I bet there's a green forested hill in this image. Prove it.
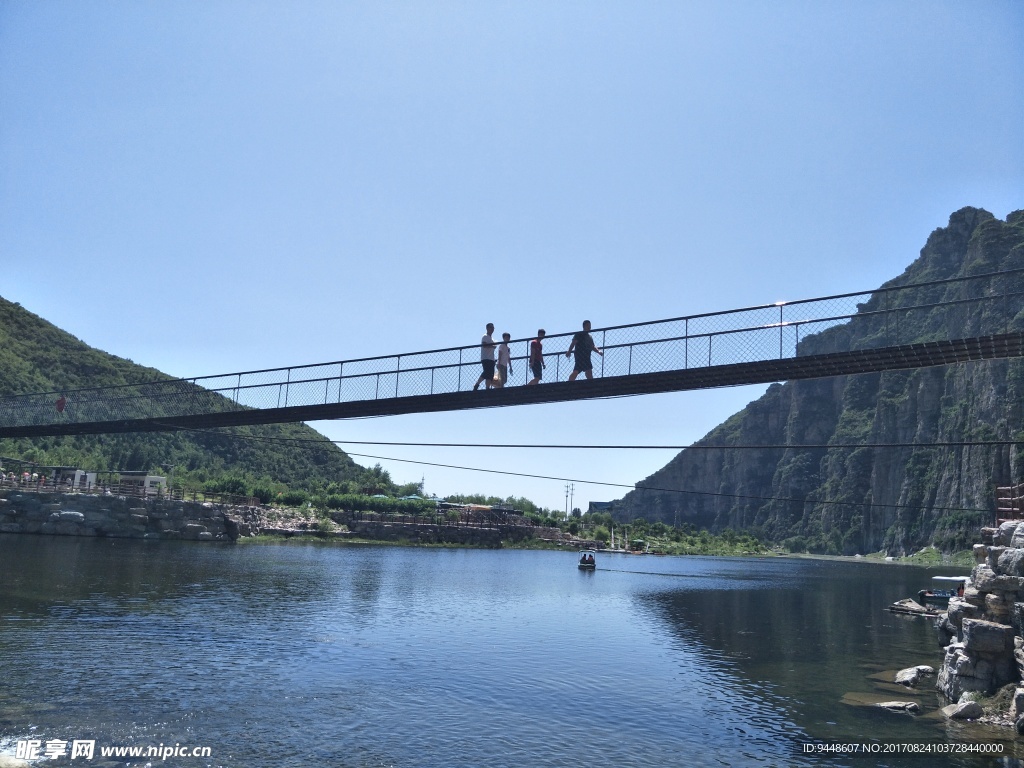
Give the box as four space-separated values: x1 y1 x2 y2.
0 296 392 495
612 207 1024 555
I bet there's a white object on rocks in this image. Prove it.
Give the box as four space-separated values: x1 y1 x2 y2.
874 701 920 714
895 665 934 687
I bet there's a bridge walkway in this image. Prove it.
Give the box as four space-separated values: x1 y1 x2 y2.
2 268 1023 438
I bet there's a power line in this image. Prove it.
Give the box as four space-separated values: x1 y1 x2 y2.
273 438 1024 450
159 424 997 515
339 450 992 513
153 425 1024 451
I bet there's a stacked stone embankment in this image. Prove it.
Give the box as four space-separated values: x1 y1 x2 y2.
0 491 600 553
0 490 240 541
937 519 1024 730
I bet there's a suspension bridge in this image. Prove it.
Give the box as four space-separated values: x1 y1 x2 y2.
2 268 1024 439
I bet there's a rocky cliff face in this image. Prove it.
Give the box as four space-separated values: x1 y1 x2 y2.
613 208 1024 555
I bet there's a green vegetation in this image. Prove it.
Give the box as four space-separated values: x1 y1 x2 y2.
900 546 945 565
896 547 974 567
246 499 771 556
955 683 1018 721
581 513 769 556
0 295 430 499
441 493 555 517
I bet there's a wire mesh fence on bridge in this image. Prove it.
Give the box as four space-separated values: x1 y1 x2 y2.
3 268 1024 430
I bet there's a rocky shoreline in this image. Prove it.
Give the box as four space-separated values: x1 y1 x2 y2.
929 519 1024 732
873 518 1024 737
0 490 595 550
0 490 238 541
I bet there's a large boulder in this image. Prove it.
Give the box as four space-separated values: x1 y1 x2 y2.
972 564 997 590
1010 687 1024 720
989 546 1008 569
938 643 994 700
182 523 207 540
963 619 1015 654
895 665 934 687
999 548 1024 576
986 592 1012 617
970 565 1023 592
998 520 1023 546
963 586 985 608
942 701 984 719
947 597 983 631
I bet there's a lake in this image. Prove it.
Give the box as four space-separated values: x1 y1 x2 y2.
0 535 1016 767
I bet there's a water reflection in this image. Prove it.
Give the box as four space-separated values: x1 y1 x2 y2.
627 556 1024 766
0 537 1013 768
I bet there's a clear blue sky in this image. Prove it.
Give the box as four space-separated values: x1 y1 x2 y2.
2 1 1021 512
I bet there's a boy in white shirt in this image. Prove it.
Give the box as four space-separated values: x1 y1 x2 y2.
496 332 513 387
473 323 497 391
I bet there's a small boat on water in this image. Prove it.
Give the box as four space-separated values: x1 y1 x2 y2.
577 549 597 570
916 576 967 608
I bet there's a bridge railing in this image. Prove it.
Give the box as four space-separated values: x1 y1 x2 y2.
3 268 1024 428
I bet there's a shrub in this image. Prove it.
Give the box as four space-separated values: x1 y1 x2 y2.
278 490 309 508
251 484 274 504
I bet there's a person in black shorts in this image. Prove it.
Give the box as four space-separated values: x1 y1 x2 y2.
473 323 496 390
566 320 603 381
527 329 546 385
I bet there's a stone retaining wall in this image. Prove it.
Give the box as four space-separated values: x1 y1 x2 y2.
0 492 593 552
346 520 503 547
937 519 1024 729
0 490 239 541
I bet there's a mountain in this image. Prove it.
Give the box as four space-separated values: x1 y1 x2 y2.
0 296 387 495
612 207 1024 555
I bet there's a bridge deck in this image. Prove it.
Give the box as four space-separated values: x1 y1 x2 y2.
2 332 1020 438
3 268 1024 438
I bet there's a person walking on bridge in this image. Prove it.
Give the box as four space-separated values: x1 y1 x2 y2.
473 323 497 390
566 320 602 381
496 332 513 387
527 329 546 385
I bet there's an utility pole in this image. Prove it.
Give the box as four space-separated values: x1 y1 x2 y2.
569 484 575 518
565 483 570 517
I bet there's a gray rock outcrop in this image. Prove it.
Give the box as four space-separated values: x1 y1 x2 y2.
894 665 934 687
941 701 984 720
0 490 240 542
612 209 1024 556
937 522 1024 713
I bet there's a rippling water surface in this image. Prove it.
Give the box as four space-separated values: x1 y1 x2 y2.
0 536 1012 767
